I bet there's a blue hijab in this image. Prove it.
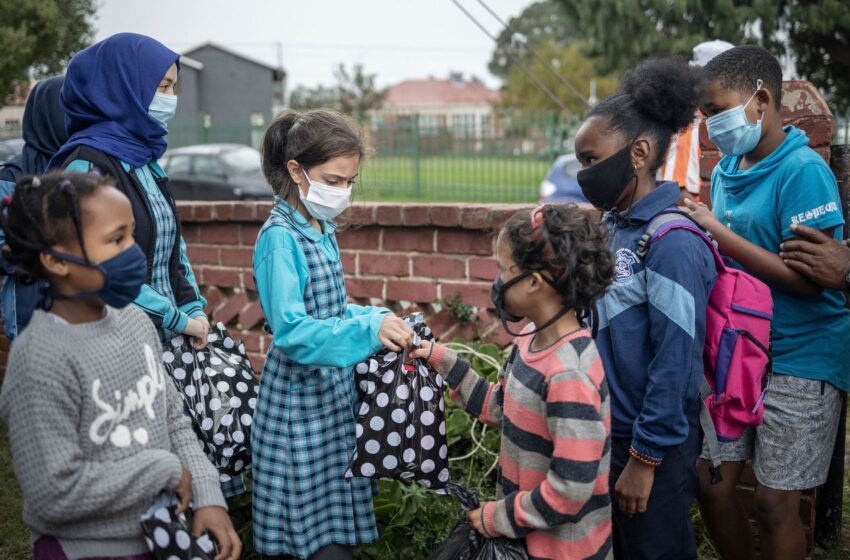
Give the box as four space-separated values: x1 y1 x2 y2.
49 33 179 169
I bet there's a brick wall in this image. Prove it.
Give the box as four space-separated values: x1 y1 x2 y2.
179 201 530 371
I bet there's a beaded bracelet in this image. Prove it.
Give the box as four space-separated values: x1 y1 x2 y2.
629 446 662 467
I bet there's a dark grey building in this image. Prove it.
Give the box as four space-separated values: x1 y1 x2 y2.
171 43 285 148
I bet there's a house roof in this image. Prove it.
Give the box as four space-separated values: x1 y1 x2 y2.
384 78 500 109
182 42 285 78
178 55 204 71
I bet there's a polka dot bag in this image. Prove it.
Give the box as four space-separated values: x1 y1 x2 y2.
141 491 217 559
346 313 450 489
162 322 258 482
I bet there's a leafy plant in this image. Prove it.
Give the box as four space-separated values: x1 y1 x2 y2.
443 295 477 327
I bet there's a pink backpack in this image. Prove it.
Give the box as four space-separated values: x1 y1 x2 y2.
636 210 773 483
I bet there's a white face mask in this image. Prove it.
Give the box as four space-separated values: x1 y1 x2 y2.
298 165 352 221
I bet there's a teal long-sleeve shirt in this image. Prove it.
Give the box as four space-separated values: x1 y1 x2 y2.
253 207 389 368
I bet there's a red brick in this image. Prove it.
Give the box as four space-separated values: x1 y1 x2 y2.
239 300 266 330
240 331 263 353
220 247 253 268
187 246 220 265
460 207 491 229
201 267 242 289
214 203 235 220
346 278 385 300
402 205 431 227
232 202 257 221
440 282 492 309
256 201 275 217
425 309 458 340
361 254 409 277
192 204 214 221
340 251 358 274
386 280 437 304
242 272 256 292
430 206 460 227
413 256 466 279
383 229 435 253
337 228 381 250
490 207 521 230
349 205 376 226
202 286 225 315
240 225 262 246
469 258 498 281
213 292 248 324
180 224 201 243
376 205 403 226
437 229 494 256
200 224 239 246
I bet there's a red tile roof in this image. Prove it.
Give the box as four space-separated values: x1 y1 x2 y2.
384 78 500 109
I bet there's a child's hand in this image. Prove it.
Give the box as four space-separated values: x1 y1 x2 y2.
467 504 494 538
175 466 193 514
184 317 210 350
378 315 414 352
192 506 242 560
683 199 722 234
410 340 436 364
615 458 655 516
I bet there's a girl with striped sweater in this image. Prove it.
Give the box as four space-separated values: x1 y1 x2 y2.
413 205 615 560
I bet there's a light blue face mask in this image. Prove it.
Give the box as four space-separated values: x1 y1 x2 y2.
148 92 178 129
706 79 764 156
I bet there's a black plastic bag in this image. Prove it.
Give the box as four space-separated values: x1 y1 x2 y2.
141 491 218 559
428 482 527 560
346 313 450 489
162 322 258 483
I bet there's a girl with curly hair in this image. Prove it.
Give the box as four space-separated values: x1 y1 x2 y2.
413 204 615 560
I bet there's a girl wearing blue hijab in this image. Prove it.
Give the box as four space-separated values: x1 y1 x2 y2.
51 33 211 351
48 33 242 556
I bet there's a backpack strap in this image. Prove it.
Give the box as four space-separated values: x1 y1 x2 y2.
699 378 724 485
635 209 726 273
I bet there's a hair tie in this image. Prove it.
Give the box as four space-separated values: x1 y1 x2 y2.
1 195 11 208
29 176 41 188
530 205 566 279
58 179 73 193
88 168 101 177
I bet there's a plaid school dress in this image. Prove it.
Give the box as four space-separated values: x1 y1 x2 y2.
252 205 377 557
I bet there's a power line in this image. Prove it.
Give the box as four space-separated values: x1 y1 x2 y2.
449 0 574 115
166 41 491 54
475 0 590 107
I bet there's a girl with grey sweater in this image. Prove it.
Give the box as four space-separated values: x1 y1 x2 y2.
0 173 240 560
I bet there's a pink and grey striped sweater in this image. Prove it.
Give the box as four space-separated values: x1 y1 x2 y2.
429 328 612 560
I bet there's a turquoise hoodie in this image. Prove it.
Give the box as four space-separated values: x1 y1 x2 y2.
711 125 850 390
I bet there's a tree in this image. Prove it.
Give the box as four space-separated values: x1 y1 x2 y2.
500 40 619 114
288 63 387 123
0 0 96 102
556 0 850 112
488 0 580 81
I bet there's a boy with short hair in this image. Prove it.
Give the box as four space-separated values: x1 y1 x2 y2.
685 45 850 560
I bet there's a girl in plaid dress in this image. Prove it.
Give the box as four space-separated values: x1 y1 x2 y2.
253 109 415 559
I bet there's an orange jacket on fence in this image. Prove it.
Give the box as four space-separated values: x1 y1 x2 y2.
659 114 702 200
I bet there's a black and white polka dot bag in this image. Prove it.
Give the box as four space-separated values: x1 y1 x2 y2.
141 491 217 559
346 313 450 489
162 323 258 482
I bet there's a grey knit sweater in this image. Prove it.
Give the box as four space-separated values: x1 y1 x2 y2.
0 306 226 559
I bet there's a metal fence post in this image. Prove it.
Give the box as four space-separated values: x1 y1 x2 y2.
413 113 421 198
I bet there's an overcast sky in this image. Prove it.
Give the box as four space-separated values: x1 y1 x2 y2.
93 0 534 90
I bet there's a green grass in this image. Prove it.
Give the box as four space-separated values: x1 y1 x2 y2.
358 156 548 203
0 422 29 560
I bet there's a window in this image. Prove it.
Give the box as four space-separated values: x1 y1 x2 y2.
221 147 261 176
193 155 226 178
166 155 191 175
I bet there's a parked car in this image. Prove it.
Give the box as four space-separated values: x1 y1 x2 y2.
0 138 25 163
159 144 272 201
539 153 588 204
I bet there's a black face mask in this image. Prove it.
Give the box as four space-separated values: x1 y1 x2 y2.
577 144 637 211
490 272 570 337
